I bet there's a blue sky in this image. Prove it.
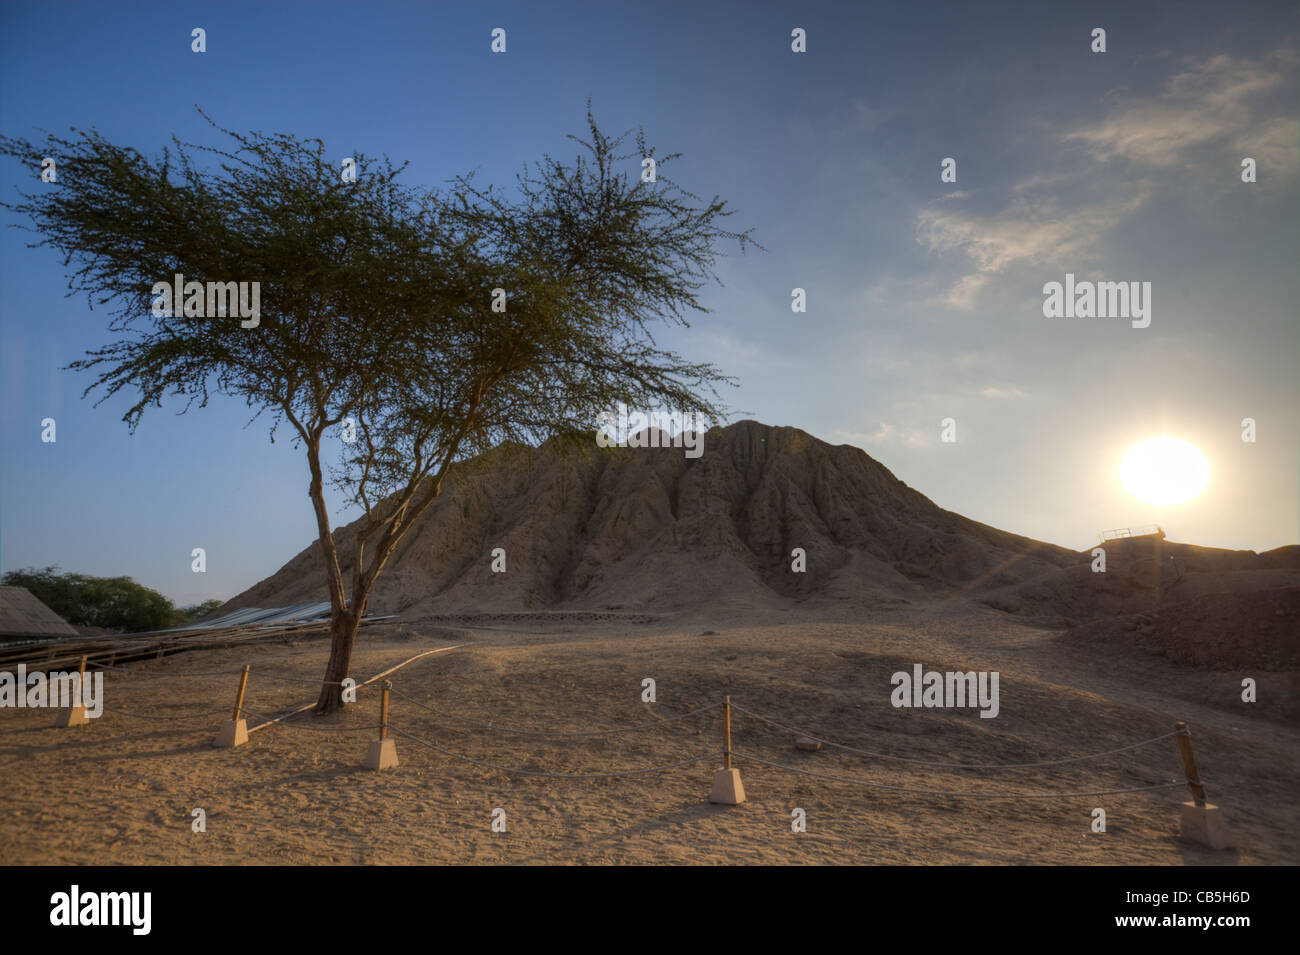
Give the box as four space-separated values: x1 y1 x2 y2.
2 0 1297 605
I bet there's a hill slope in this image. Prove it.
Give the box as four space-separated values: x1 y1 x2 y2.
221 420 1078 617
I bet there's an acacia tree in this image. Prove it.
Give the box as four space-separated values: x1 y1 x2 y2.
1 108 755 712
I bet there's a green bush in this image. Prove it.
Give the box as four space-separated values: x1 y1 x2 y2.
178 599 224 624
2 565 179 633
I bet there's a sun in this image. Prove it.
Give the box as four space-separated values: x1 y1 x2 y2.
1120 436 1209 507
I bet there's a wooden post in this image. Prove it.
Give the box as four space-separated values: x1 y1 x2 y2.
1174 719 1234 848
723 695 732 771
364 680 398 770
214 665 251 748
54 655 92 727
708 694 745 804
1175 721 1207 806
232 665 250 722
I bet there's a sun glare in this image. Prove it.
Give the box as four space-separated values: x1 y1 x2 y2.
1119 436 1209 507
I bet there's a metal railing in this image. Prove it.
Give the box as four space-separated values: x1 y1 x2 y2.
1099 525 1165 543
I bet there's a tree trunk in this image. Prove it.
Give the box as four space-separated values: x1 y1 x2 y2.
304 433 355 714
308 439 457 713
315 603 363 713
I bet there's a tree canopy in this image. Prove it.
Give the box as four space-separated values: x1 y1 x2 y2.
1 106 756 710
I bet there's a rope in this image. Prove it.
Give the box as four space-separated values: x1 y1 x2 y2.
238 706 374 733
389 723 724 779
94 661 358 686
730 703 1180 770
731 752 1185 799
22 670 1200 803
242 673 360 687
98 704 231 722
15 788 211 811
386 686 722 738
95 661 245 677
241 647 460 733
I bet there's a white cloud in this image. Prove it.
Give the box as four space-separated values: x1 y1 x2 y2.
914 50 1297 311
833 423 929 448
916 191 1149 308
1065 52 1298 171
932 272 991 310
1241 116 1300 178
980 385 1029 399
1009 171 1072 194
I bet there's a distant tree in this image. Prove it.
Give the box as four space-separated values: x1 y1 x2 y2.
1 565 177 633
1 106 755 712
178 598 224 624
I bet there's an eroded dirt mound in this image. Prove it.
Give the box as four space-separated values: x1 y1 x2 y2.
215 424 1295 676
980 538 1299 670
1063 586 1300 671
219 420 1076 616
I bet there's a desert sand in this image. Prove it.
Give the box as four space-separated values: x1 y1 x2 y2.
2 599 1296 866
4 422 1295 864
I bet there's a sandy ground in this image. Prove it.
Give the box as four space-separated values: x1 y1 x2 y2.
2 602 1296 865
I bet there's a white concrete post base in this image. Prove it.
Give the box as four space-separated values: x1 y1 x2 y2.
709 767 746 804
364 738 398 771
54 706 89 727
1180 802 1235 849
213 718 249 748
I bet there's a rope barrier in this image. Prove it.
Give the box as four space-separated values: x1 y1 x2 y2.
386 686 722 738
241 647 461 733
14 641 1207 810
243 673 361 687
731 752 1186 799
389 723 724 779
95 660 359 686
15 789 212 811
729 703 1182 770
238 706 374 734
95 661 247 677
98 704 232 722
